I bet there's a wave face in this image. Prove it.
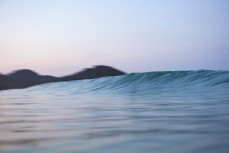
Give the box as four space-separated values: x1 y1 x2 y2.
1 70 229 153
23 70 229 92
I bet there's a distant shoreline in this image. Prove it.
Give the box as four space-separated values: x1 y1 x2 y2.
0 65 125 91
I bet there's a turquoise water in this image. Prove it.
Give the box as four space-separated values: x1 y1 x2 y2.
0 70 229 153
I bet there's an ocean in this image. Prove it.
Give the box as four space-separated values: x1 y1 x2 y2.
0 70 229 153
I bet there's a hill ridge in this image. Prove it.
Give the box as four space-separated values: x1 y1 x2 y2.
0 65 126 91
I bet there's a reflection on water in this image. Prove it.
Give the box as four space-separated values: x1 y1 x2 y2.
0 71 229 153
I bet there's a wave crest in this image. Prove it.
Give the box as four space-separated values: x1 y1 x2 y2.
24 70 229 94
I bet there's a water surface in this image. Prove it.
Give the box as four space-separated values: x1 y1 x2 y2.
1 70 229 153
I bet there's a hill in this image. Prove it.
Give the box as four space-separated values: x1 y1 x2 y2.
61 65 125 81
8 69 59 83
0 74 35 90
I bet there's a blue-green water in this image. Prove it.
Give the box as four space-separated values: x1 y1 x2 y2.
0 70 229 153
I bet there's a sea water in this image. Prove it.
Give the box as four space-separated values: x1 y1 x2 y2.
0 70 229 153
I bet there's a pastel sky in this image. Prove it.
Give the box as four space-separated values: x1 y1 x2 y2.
0 0 229 76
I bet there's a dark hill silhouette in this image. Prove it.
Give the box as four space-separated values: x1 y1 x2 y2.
61 65 125 81
8 69 58 83
0 74 35 90
0 65 125 91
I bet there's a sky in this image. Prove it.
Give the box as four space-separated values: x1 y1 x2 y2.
0 0 229 76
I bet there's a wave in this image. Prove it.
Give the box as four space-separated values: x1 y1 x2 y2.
22 70 229 94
